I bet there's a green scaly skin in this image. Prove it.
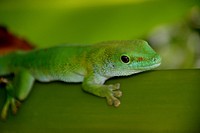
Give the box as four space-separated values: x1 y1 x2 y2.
0 40 161 119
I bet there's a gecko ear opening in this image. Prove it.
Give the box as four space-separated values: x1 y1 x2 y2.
121 55 130 64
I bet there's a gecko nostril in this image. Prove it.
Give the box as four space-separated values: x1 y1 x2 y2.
153 58 157 62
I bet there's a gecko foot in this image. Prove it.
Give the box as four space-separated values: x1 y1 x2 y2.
0 78 8 88
106 83 122 107
0 77 8 84
1 96 21 120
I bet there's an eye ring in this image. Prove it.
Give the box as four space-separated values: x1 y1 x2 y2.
121 55 130 64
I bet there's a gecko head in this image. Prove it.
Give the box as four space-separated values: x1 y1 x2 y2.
103 40 161 77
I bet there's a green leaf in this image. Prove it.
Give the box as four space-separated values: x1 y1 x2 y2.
0 69 200 132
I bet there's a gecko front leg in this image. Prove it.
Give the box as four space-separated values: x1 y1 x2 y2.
82 73 122 107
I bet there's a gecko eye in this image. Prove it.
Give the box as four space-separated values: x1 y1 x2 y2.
121 55 130 63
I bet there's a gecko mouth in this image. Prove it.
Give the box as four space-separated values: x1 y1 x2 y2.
135 55 161 70
145 62 161 69
135 62 161 70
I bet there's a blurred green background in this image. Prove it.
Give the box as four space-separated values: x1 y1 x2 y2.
0 0 200 133
0 0 200 69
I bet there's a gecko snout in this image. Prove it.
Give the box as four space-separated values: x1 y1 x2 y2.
152 55 161 64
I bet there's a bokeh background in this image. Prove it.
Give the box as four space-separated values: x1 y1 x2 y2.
0 0 200 69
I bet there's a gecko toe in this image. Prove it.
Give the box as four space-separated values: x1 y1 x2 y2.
1 108 8 121
106 95 121 107
113 83 120 90
108 83 120 91
113 99 120 107
113 90 122 98
11 99 21 115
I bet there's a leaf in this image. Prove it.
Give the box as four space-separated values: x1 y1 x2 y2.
0 69 199 132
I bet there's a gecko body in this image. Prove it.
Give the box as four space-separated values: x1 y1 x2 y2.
0 40 161 119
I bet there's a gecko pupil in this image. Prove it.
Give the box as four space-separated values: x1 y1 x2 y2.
121 55 129 63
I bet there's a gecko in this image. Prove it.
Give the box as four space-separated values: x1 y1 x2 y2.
0 40 161 119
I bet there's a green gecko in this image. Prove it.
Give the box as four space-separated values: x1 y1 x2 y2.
0 40 161 119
